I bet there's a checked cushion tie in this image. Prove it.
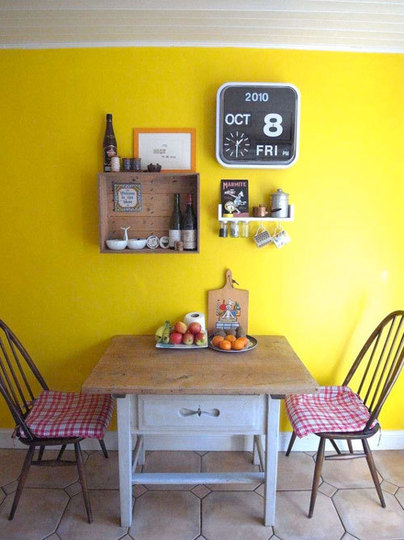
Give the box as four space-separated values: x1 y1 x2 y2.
22 390 113 439
285 386 376 438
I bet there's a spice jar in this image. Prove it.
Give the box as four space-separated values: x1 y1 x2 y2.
218 222 228 238
111 156 121 172
230 221 239 238
241 221 249 238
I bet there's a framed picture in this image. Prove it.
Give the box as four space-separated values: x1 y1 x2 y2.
221 179 249 217
113 183 142 213
133 128 196 173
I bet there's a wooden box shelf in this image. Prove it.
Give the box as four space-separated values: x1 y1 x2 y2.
98 172 200 253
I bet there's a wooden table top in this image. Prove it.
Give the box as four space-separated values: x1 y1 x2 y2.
82 335 317 396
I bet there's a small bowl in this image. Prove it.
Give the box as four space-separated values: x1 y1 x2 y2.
106 239 127 250
127 238 147 250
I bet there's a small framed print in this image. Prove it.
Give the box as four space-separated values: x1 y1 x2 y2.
134 128 196 173
113 183 142 213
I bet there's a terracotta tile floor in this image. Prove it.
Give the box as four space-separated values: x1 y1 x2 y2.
0 448 403 539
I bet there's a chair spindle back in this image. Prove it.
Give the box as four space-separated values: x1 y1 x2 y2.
343 311 404 429
0 320 48 438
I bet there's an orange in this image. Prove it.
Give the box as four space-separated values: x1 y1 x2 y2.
239 336 249 347
225 334 236 343
211 335 224 347
232 338 246 350
219 340 232 350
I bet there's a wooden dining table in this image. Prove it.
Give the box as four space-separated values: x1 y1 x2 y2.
82 335 317 529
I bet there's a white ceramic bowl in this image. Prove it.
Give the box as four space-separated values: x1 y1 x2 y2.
106 239 127 250
127 238 147 250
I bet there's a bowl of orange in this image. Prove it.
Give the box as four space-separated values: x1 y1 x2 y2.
209 333 257 353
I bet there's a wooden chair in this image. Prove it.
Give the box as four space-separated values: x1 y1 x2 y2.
0 320 114 523
285 310 404 517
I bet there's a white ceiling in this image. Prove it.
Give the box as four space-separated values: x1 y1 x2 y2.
1 0 403 53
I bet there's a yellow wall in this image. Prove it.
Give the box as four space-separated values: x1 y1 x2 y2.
0 47 403 432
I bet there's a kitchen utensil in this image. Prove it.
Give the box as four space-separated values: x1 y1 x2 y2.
207 269 249 334
253 224 272 248
270 189 289 218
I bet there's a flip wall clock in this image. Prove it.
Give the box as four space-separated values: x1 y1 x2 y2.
216 82 300 168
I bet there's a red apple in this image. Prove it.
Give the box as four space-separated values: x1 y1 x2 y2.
169 332 183 345
174 321 187 334
188 322 202 335
195 331 207 346
182 332 194 345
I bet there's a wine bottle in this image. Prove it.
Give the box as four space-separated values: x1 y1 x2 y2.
169 194 182 249
181 193 197 251
103 114 117 172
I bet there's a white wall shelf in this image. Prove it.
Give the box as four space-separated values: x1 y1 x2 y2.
217 204 294 223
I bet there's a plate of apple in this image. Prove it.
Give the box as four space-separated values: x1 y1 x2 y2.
155 320 208 349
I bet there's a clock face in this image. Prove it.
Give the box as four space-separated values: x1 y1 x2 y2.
223 131 251 158
216 82 300 169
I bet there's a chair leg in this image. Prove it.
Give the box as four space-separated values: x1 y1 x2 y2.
362 438 386 508
330 439 341 455
285 431 297 456
9 445 35 520
99 438 108 458
74 442 93 523
308 437 326 518
57 444 67 461
347 439 354 454
37 446 45 462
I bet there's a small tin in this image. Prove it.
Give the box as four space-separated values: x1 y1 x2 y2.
122 158 131 172
131 158 142 171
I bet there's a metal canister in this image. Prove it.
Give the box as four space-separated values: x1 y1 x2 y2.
270 189 289 218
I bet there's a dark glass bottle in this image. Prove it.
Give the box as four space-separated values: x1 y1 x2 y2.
169 194 182 249
181 193 197 251
103 114 117 172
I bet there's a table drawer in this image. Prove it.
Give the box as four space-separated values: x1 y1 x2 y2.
135 395 265 434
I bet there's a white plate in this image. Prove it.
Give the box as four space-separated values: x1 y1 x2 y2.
156 342 208 350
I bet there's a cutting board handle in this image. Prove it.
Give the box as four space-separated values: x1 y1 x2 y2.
225 269 239 288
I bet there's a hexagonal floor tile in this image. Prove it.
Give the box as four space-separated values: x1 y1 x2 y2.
0 488 68 540
373 450 404 487
0 449 25 487
141 451 201 490
85 450 119 489
130 490 200 540
321 453 382 489
201 451 260 491
57 489 127 539
277 452 315 490
396 487 404 509
333 488 404 539
202 491 270 540
273 491 344 540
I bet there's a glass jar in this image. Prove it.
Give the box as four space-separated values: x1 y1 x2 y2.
241 221 249 238
230 221 239 238
218 221 228 237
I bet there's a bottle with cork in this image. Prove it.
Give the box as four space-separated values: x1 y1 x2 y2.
103 114 117 172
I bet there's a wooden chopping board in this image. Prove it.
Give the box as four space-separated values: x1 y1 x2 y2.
207 269 249 334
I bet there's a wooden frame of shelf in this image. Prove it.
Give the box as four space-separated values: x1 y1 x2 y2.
98 172 200 254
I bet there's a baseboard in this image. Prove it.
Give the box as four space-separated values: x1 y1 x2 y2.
0 429 403 451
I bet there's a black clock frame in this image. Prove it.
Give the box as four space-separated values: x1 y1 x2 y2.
216 82 300 169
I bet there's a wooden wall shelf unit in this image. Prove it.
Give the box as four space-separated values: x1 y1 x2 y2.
98 172 200 254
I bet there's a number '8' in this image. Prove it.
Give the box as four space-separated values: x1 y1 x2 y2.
263 113 283 137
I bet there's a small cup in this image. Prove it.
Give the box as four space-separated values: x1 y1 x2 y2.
272 227 291 248
131 158 142 171
122 158 131 172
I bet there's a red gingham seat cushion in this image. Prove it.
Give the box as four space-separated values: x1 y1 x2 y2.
285 386 376 438
22 391 114 439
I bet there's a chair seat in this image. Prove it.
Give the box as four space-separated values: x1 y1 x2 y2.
23 391 114 439
285 386 375 438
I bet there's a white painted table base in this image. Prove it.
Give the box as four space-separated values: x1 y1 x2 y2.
117 393 281 528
